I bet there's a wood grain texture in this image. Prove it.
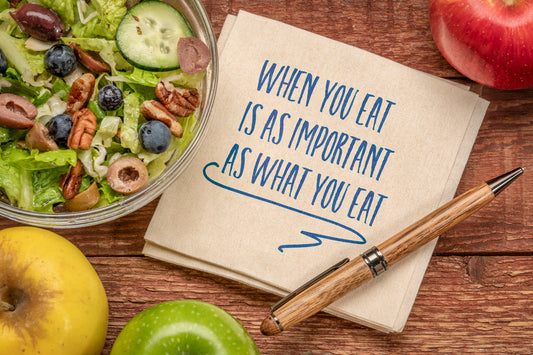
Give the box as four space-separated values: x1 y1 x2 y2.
94 255 533 354
203 0 455 77
0 1 531 353
267 256 373 334
380 184 494 266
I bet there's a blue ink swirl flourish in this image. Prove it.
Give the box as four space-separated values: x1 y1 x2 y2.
203 162 367 252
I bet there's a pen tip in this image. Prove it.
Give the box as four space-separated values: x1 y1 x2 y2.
487 167 524 196
260 315 282 336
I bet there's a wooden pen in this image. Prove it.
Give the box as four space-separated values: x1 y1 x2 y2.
260 167 525 336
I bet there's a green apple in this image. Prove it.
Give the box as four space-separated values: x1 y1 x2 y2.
111 300 260 355
0 226 108 354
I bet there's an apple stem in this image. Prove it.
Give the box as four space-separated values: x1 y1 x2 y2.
0 300 15 312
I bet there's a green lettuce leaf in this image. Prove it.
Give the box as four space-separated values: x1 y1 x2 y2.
77 145 108 180
176 113 197 156
31 169 67 212
9 148 77 170
120 92 144 154
119 67 160 87
156 69 206 89
124 83 157 101
87 100 106 120
12 37 47 74
92 116 121 147
0 156 26 207
0 31 50 86
51 77 71 100
37 0 77 24
0 144 75 211
118 67 205 89
1 77 40 96
0 7 17 34
71 0 127 39
96 179 125 206
0 0 9 12
0 127 25 144
61 37 118 52
0 77 52 105
0 127 14 143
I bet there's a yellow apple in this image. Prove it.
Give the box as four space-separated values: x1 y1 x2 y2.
0 226 108 354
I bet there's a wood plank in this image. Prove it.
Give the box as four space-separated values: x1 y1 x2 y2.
0 200 156 256
94 255 533 354
435 85 533 255
202 0 458 78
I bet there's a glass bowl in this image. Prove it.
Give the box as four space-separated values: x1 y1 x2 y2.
0 0 218 228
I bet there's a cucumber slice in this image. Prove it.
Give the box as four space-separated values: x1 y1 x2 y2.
115 1 193 72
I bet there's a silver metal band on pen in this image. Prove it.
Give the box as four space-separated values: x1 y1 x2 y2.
361 246 388 277
271 314 283 331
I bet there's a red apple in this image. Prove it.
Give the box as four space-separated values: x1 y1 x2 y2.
429 0 533 90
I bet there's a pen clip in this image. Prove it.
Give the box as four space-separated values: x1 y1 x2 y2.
270 257 350 313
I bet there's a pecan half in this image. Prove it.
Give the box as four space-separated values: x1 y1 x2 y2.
69 43 110 74
68 108 97 150
59 159 83 200
155 80 200 117
67 73 95 115
140 100 184 137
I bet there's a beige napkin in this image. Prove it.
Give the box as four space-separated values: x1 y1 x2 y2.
143 11 489 332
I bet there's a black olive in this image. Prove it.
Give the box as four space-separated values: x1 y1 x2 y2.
9 3 66 42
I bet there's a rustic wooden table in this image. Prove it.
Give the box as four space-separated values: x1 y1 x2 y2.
2 1 532 353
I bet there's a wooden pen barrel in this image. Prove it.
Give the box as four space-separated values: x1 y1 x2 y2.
263 183 495 335
379 183 494 266
261 170 525 336
263 257 374 335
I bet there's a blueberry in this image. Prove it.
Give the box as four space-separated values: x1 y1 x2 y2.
139 120 171 154
0 48 7 75
47 114 72 145
97 85 123 111
44 44 77 77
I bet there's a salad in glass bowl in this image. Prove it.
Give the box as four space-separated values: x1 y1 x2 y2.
0 0 217 227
